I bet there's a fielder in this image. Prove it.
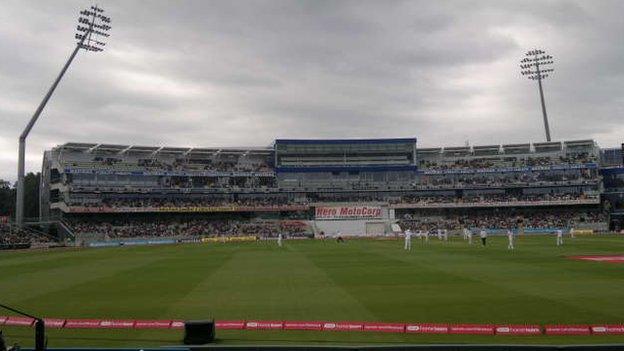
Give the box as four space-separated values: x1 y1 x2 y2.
480 228 487 246
507 229 514 250
569 227 575 239
466 228 473 245
463 227 470 240
556 229 563 246
404 229 412 251
278 233 283 247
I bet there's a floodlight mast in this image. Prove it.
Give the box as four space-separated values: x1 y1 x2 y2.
16 6 111 227
520 49 554 142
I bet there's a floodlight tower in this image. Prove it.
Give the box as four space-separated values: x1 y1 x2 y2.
16 6 111 227
520 49 554 142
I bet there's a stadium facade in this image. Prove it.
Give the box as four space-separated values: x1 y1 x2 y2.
39 138 624 244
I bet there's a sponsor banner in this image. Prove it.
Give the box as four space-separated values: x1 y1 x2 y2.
591 325 624 334
170 320 185 329
315 206 383 220
88 241 121 248
65 319 102 329
323 322 364 331
68 205 308 214
134 320 172 329
495 325 542 335
43 318 66 328
215 320 246 330
449 324 495 335
569 255 624 263
202 236 257 243
99 320 135 328
0 316 7 325
405 323 449 334
544 325 591 335
362 323 405 333
5 316 35 327
245 320 283 330
572 229 594 235
283 321 323 331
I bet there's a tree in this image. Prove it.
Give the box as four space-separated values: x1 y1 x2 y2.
23 172 40 220
0 179 14 216
0 172 40 220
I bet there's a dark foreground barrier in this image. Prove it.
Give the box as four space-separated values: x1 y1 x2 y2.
19 345 624 351
3 316 624 336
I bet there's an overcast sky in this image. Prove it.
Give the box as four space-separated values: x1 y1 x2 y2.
0 0 623 181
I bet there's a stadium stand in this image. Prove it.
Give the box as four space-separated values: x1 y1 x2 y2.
24 137 618 245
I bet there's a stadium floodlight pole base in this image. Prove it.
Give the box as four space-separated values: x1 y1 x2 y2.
16 43 81 227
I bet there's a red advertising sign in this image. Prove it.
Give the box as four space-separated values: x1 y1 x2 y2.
449 324 495 335
4 316 35 327
322 322 364 331
99 320 135 328
495 325 542 335
215 320 246 330
134 320 172 329
405 323 449 334
283 321 323 331
64 319 102 329
0 316 7 325
591 325 624 334
544 325 591 335
315 206 383 220
170 320 185 329
43 318 66 328
245 320 283 330
362 322 405 333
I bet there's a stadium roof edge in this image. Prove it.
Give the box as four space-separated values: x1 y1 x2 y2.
275 137 417 145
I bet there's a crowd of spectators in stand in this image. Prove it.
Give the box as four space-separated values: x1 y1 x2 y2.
419 171 598 189
390 192 597 206
398 210 608 231
0 224 52 247
73 197 309 209
420 153 598 171
68 192 600 210
69 218 311 239
83 156 273 173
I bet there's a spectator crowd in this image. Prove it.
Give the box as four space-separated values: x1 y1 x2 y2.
69 218 312 239
398 210 608 232
390 192 598 206
419 170 598 189
420 153 598 171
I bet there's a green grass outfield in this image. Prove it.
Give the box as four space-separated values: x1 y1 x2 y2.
1 235 624 347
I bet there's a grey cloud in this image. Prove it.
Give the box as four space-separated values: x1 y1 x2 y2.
0 0 623 182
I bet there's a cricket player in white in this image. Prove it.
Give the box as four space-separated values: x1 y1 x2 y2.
467 228 473 245
443 228 449 242
556 229 563 246
278 233 283 247
424 229 430 242
437 228 443 240
569 227 575 239
507 229 514 250
480 229 487 246
404 229 412 251
463 227 470 240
